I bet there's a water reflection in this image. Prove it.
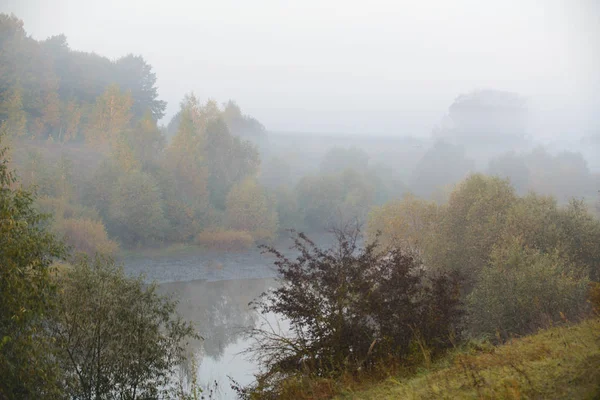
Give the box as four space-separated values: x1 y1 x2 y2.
158 278 277 399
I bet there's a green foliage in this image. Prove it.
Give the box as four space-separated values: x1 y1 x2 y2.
114 54 167 120
51 255 197 400
296 169 375 231
19 149 54 195
411 141 474 198
165 94 210 210
83 159 120 221
430 174 517 289
271 186 304 232
205 118 260 210
370 173 600 341
127 110 165 169
259 156 292 189
225 177 278 241
0 132 65 399
108 170 168 245
366 194 439 255
0 85 27 137
467 238 589 340
488 147 596 203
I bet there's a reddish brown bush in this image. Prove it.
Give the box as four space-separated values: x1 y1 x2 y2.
242 227 462 397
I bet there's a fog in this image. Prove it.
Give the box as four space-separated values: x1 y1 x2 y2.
2 0 598 138
2 3 600 398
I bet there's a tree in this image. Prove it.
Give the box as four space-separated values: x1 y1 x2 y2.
296 170 375 231
87 84 133 145
205 118 260 210
435 89 529 164
127 110 165 169
259 156 292 189
225 178 278 241
487 151 530 195
467 237 589 340
410 141 474 198
52 255 196 400
164 94 209 212
59 100 82 142
114 54 166 120
295 174 345 231
108 170 168 245
53 153 75 200
0 85 27 137
0 132 65 399
111 133 141 173
19 150 53 196
525 148 594 203
221 100 266 140
367 194 439 256
41 90 61 137
427 174 517 291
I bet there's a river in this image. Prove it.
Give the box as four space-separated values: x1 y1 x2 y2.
121 234 334 399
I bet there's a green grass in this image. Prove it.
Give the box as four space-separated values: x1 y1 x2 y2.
336 318 600 400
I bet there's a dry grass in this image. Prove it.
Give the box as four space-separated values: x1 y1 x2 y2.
336 318 600 400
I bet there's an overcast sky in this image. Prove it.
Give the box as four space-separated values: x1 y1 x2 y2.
1 0 599 137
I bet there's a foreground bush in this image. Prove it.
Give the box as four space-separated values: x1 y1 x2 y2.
467 238 589 340
242 228 462 398
196 229 255 251
51 256 197 399
0 135 66 399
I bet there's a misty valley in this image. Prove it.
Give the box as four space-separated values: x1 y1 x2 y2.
1 7 600 400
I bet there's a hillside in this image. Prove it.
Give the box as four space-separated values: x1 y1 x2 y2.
338 318 600 400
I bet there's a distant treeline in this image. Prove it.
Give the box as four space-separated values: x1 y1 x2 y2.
2 13 598 257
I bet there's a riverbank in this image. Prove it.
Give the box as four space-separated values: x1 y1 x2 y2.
337 318 600 399
270 318 600 400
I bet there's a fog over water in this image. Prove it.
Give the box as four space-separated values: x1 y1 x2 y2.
2 0 598 139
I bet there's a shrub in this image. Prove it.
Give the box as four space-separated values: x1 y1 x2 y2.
467 237 589 340
108 170 168 246
196 229 254 251
244 227 462 397
366 194 439 255
55 217 119 257
225 178 278 242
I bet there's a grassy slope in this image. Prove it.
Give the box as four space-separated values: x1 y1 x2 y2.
338 318 600 400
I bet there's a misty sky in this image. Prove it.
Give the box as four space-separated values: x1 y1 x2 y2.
2 0 599 138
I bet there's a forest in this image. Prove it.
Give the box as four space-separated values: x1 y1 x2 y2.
1 12 600 400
